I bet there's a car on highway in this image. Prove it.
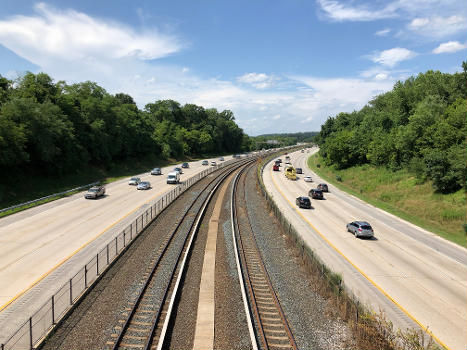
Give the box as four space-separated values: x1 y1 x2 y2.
308 189 324 199
137 181 151 190
296 167 303 174
317 183 329 192
346 221 374 238
150 168 162 175
273 164 280 171
276 158 282 163
174 167 183 174
218 157 224 161
295 196 311 209
285 166 296 180
304 175 312 182
129 177 141 186
211 161 217 166
202 160 209 165
181 162 189 168
84 186 105 199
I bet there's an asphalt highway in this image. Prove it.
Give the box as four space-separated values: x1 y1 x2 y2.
262 148 467 350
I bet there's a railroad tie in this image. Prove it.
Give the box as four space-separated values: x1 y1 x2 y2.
118 342 145 348
267 342 293 349
263 328 287 334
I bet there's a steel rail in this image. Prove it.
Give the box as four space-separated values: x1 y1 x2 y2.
232 161 297 350
154 158 256 350
239 164 297 350
230 164 260 350
111 160 248 350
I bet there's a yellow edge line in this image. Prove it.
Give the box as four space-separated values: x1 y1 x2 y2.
268 163 451 350
0 189 167 313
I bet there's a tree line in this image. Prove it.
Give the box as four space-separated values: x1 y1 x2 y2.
0 72 251 177
252 132 317 149
315 62 467 193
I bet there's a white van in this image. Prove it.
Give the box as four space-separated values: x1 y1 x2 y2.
167 171 180 184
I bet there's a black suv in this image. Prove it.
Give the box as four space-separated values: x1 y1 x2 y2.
296 196 311 209
181 162 189 168
317 183 328 192
296 168 303 174
85 186 105 199
308 189 323 199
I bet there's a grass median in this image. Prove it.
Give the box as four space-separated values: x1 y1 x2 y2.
307 153 467 247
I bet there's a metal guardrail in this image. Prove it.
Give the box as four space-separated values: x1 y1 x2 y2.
0 159 240 350
0 182 100 214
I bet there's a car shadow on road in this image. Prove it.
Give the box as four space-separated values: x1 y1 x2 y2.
359 236 378 241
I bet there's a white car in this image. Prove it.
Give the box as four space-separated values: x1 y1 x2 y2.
210 161 217 166
304 175 313 182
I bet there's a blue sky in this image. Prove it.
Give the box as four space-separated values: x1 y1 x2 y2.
0 1 465 135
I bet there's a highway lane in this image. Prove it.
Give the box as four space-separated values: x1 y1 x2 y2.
263 148 467 350
0 156 232 328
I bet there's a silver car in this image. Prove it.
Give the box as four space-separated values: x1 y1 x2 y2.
129 177 141 185
137 181 151 190
85 186 105 199
150 168 162 175
346 221 374 238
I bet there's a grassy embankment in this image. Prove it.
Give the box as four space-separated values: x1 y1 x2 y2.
0 155 205 217
307 153 467 247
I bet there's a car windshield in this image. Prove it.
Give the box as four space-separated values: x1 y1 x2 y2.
168 175 175 178
131 178 138 181
361 225 372 230
89 188 98 192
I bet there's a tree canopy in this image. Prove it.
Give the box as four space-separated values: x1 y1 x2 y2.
316 63 467 193
0 72 249 176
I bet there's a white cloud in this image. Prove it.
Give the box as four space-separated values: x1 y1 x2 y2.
432 41 467 53
375 28 391 36
272 114 281 120
0 2 182 66
317 0 467 40
407 15 467 39
369 48 416 67
237 72 277 89
316 0 397 21
374 73 389 80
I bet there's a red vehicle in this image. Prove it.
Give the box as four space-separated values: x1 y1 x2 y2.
273 164 280 171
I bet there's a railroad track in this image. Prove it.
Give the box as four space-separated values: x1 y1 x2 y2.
232 163 297 350
108 158 255 350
